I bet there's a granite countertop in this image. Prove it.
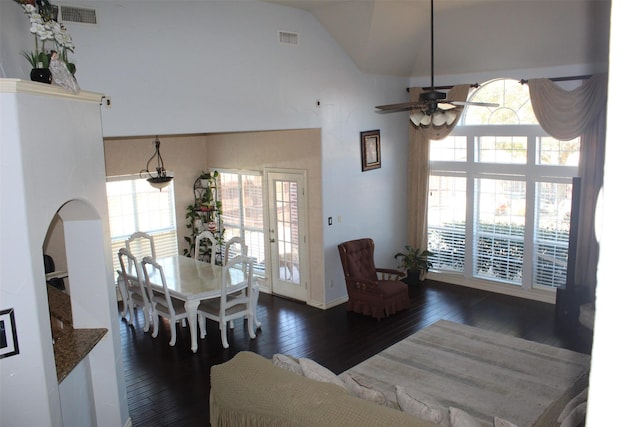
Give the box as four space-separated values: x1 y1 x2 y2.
47 285 108 383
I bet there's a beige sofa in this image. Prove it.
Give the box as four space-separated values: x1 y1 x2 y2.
210 320 591 427
209 351 436 426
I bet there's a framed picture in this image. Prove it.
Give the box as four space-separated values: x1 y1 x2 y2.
0 308 19 359
360 130 381 171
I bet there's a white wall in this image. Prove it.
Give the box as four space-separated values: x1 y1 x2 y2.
2 0 411 306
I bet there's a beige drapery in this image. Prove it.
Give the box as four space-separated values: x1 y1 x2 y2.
528 74 608 295
406 85 470 268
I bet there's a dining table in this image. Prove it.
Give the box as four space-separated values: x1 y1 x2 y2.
143 254 253 353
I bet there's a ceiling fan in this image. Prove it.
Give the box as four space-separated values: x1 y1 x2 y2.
375 0 498 126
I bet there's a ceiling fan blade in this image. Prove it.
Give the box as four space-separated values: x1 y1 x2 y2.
449 100 499 107
375 101 424 112
437 102 457 110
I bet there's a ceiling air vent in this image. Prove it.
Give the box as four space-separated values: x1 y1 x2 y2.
278 31 299 46
60 5 97 24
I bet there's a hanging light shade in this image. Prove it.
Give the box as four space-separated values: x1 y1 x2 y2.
431 110 447 126
420 114 432 126
140 136 173 191
410 112 424 126
410 107 457 128
444 109 457 125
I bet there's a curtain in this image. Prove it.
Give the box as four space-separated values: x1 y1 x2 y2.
528 74 608 295
406 85 470 277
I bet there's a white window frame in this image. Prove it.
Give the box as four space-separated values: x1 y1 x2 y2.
428 86 579 299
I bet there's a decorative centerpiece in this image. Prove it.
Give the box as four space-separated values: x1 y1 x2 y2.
15 0 77 87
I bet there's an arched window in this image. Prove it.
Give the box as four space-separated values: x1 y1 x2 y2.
427 78 579 294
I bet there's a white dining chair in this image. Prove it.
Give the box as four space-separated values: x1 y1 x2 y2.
223 236 248 264
117 247 153 332
125 231 157 267
223 236 261 330
141 256 188 346
195 230 216 264
197 254 256 349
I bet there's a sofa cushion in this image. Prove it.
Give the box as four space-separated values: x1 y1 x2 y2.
449 407 481 427
210 351 437 427
272 353 304 376
396 385 451 427
299 357 347 389
494 416 519 427
339 372 390 407
557 388 588 424
559 402 587 427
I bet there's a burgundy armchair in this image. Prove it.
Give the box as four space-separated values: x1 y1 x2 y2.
337 238 410 320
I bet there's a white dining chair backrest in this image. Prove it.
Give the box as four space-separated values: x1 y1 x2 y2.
117 247 153 332
195 230 216 264
224 236 248 265
141 256 174 316
223 254 253 303
125 231 156 267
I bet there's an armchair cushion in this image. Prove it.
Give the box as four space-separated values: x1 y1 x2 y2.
339 239 379 281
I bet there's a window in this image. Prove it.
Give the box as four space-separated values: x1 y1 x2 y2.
106 176 178 282
217 170 265 277
427 79 579 291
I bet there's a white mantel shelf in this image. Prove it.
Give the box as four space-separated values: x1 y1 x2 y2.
0 78 104 104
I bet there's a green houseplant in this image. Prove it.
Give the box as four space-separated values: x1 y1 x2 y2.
184 170 224 263
394 245 433 285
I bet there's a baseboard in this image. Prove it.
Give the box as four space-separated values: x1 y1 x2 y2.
307 295 349 310
427 272 556 304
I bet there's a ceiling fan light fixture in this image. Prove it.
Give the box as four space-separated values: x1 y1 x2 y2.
410 112 424 126
420 114 432 126
432 110 446 126
445 110 457 125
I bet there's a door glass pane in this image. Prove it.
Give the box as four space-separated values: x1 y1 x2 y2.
275 180 299 284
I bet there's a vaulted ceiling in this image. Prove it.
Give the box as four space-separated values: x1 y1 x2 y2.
264 0 611 78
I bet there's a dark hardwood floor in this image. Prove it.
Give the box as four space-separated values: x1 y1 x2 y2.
119 280 593 427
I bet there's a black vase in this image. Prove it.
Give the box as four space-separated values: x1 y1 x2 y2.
30 68 52 84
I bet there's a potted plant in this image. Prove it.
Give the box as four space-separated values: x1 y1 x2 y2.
199 171 212 188
394 245 433 285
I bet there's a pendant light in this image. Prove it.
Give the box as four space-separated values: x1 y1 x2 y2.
140 136 173 191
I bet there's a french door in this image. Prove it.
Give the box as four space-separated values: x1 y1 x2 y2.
266 170 308 302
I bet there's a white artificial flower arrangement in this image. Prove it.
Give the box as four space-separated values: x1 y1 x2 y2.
17 1 75 73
